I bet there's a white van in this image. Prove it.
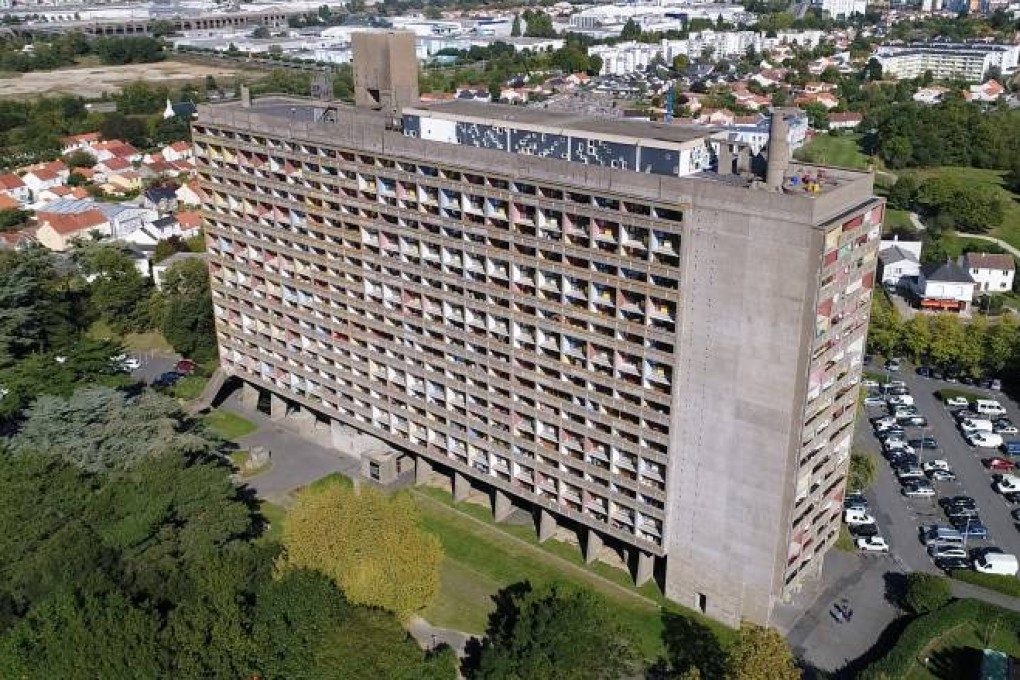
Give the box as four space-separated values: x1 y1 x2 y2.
974 553 1019 576
974 399 1007 417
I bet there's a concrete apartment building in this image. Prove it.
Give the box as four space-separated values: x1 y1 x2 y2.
875 43 1020 82
194 32 882 626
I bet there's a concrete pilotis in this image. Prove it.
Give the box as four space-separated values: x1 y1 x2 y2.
584 528 602 564
453 472 470 501
492 489 513 522
269 393 287 420
415 457 433 486
537 508 556 543
634 550 654 587
240 381 259 410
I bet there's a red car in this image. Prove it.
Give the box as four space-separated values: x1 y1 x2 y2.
984 457 1015 472
175 359 195 375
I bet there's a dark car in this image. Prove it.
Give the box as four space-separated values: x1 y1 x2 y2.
850 523 879 538
979 378 994 389
940 496 977 510
1011 508 1020 521
947 508 980 523
844 493 868 509
935 556 972 572
152 371 183 388
970 546 1005 561
960 376 976 386
889 453 919 467
917 366 933 378
1003 491 1020 504
931 368 944 380
908 437 939 449
898 415 929 427
863 354 873 365
956 521 989 539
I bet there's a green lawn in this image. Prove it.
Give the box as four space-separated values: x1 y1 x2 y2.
884 208 915 234
171 374 208 400
298 471 354 494
794 133 871 170
203 408 257 441
412 486 735 659
905 620 1020 680
86 320 175 354
899 167 1020 251
256 500 287 545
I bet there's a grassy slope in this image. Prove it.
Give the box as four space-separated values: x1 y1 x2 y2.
795 133 871 170
903 620 1020 680
203 408 257 441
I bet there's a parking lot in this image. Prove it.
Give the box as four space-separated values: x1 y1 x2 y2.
853 362 1020 576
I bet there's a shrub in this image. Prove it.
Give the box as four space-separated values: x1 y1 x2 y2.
949 570 1020 598
901 573 952 615
861 599 1020 679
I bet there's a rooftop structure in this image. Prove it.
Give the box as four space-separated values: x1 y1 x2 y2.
195 31 881 627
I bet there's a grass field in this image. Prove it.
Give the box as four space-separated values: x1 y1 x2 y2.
885 208 915 234
256 500 287 545
0 60 243 98
203 409 257 441
795 133 872 170
899 167 1020 251
87 320 176 354
904 620 1020 680
171 374 208 400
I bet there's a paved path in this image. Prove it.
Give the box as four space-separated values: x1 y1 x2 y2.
960 233 1020 260
909 212 926 232
407 616 472 656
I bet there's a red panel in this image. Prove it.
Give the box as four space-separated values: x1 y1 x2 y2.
842 214 864 231
823 250 838 266
862 271 874 289
817 298 833 317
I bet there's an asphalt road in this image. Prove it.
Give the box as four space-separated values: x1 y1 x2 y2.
129 352 180 385
857 365 1020 574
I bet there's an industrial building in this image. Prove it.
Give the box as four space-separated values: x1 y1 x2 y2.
194 32 882 626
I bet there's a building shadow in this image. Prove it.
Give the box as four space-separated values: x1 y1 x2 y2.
645 609 726 679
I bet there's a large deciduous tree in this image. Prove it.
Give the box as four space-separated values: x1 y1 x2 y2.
723 623 800 680
279 484 442 618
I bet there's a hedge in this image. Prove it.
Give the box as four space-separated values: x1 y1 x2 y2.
950 570 1020 598
860 599 1020 679
936 388 983 403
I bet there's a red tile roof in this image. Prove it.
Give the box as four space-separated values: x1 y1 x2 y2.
177 210 202 230
0 174 25 191
38 208 107 235
0 195 21 210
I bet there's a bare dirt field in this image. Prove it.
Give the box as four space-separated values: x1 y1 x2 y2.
0 60 243 98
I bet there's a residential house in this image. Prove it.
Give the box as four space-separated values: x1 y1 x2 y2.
36 185 91 204
176 210 202 237
37 198 154 239
91 140 142 163
35 208 111 251
96 156 132 176
0 194 21 212
175 180 206 207
911 260 975 312
752 68 788 87
61 132 101 155
0 173 30 203
828 112 863 130
0 229 37 250
142 185 178 213
161 141 193 163
21 161 68 195
107 169 144 192
793 91 840 110
163 98 198 120
913 87 948 104
697 108 736 125
965 79 1005 103
877 236 922 287
961 252 1015 293
803 81 837 94
732 90 771 110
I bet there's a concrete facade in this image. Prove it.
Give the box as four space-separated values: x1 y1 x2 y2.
194 36 881 625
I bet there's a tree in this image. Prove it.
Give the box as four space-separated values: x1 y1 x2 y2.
901 573 952 614
153 257 217 361
587 54 603 77
252 25 270 39
469 582 639 680
864 57 883 81
63 149 96 169
887 176 918 211
1006 156 1020 194
523 11 557 38
724 623 799 680
927 314 967 369
900 314 931 361
98 112 147 147
279 484 442 618
620 18 642 40
0 208 31 231
672 54 690 72
75 243 152 332
150 19 176 38
847 451 876 492
511 14 521 37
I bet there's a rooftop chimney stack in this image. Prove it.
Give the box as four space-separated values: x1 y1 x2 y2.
352 31 419 115
717 141 732 176
766 108 794 190
240 83 251 108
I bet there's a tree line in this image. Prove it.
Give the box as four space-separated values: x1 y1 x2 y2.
867 293 1019 379
0 34 163 73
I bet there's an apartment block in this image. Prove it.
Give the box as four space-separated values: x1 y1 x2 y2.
194 32 882 626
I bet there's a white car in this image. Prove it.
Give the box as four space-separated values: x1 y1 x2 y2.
923 460 951 473
902 483 936 498
927 545 967 559
122 357 141 370
887 394 915 407
967 432 1004 448
844 509 876 526
995 424 1019 435
864 395 886 407
857 536 890 553
862 380 879 389
945 396 970 408
995 475 1020 495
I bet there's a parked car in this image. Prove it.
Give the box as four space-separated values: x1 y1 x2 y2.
945 396 970 408
896 466 925 482
857 536 890 553
969 547 1004 561
175 359 195 375
923 459 951 473
973 553 1018 576
898 415 929 427
152 371 183 388
850 522 880 538
844 493 868 508
984 458 1016 472
974 399 1007 417
917 366 933 378
940 496 977 510
902 481 936 498
893 406 920 418
994 474 1020 495
929 469 958 482
960 418 994 434
873 415 898 429
949 513 983 530
1011 508 1020 521
927 545 968 559
887 394 915 407
845 509 876 526
957 521 989 539
862 379 879 389
886 358 902 371
991 378 1002 391
967 432 1004 448
888 452 919 468
1003 491 1020 504
994 423 1018 436
909 437 939 449
935 556 972 572
864 395 886 407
